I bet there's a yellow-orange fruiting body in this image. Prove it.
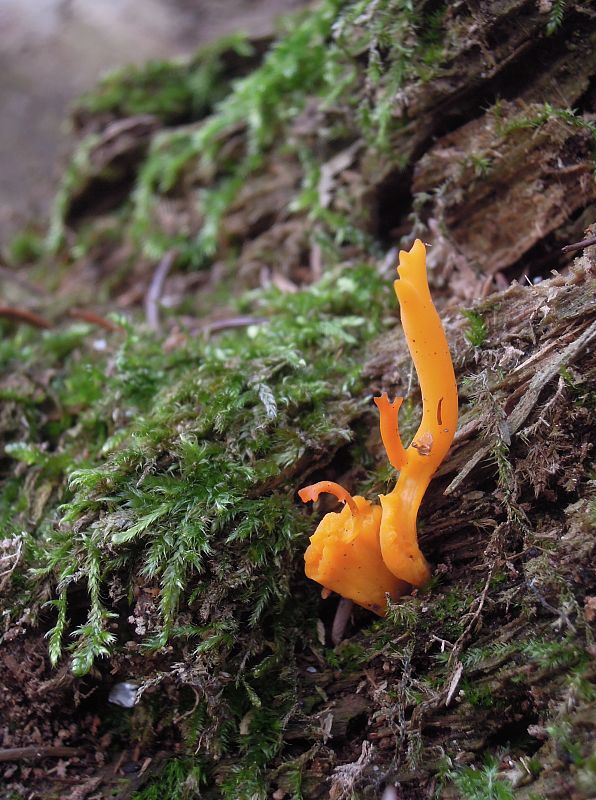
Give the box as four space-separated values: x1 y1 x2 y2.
299 239 457 612
378 239 458 586
300 485 408 614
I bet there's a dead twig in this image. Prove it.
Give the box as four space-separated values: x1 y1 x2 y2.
145 250 176 332
444 661 464 707
410 565 494 721
173 686 200 725
561 234 596 254
0 306 53 329
0 537 23 591
527 579 577 633
139 756 153 776
201 315 267 336
68 308 124 332
332 598 354 646
310 242 322 281
0 746 81 763
66 775 102 800
111 750 126 776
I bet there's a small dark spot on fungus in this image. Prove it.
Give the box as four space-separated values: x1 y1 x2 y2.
437 397 444 426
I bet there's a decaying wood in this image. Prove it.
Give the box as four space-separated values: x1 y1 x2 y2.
413 108 596 275
445 315 596 495
2 2 595 798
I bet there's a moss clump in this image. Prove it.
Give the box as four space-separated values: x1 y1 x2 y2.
131 758 208 800
1 264 392 800
131 0 343 263
448 756 514 800
5 228 44 265
49 0 458 267
462 309 488 348
74 34 256 124
3 264 386 674
501 102 596 145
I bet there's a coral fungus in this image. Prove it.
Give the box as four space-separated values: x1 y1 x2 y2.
299 239 458 612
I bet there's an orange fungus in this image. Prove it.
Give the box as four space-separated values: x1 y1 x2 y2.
299 239 458 613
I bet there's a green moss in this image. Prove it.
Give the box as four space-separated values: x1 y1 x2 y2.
0 479 26 526
385 596 420 630
546 0 567 35
448 756 514 800
502 102 596 148
415 6 447 81
339 0 417 148
46 0 459 268
521 638 586 671
0 258 396 796
429 588 472 638
46 133 99 253
291 150 377 254
489 571 507 588
464 153 494 179
560 365 596 408
546 722 588 767
6 228 44 264
567 667 596 703
325 640 369 670
462 309 488 348
459 642 518 669
460 679 497 709
132 0 342 262
131 758 208 800
75 35 254 123
4 262 386 675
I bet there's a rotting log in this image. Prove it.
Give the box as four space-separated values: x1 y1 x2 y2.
1 2 595 798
